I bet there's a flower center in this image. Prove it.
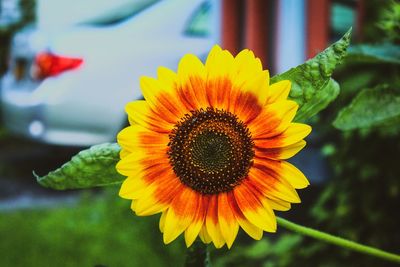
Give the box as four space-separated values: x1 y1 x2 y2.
168 107 254 194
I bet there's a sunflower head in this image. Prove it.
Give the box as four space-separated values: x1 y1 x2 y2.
116 45 311 249
168 107 255 195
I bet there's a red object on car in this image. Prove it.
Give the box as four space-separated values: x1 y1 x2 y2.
33 52 83 79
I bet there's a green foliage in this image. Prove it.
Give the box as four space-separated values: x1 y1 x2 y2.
333 42 400 131
276 6 400 266
271 28 351 122
184 242 212 267
0 127 9 140
212 234 303 267
302 130 400 267
35 143 124 190
0 189 184 267
333 86 400 130
295 78 340 122
377 0 400 43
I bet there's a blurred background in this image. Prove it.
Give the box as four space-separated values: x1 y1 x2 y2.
0 0 399 266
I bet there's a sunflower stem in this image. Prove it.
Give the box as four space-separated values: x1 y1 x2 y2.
276 217 400 263
184 241 211 267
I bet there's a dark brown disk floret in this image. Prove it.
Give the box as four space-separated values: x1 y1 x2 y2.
168 107 254 195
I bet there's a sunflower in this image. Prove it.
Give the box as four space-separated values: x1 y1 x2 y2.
116 45 311 249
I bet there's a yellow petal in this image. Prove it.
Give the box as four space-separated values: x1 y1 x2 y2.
134 185 169 216
238 218 264 240
227 192 264 240
233 184 277 232
184 196 206 247
251 157 309 191
238 70 270 106
159 211 167 233
249 100 298 139
177 54 208 109
277 140 307 159
206 45 235 79
232 49 266 100
119 148 130 159
205 45 222 64
280 161 310 189
278 123 311 147
178 54 206 81
233 49 263 81
199 225 212 244
157 66 177 88
125 100 173 133
268 177 301 203
254 123 311 150
115 151 147 177
115 149 152 177
218 193 239 249
266 80 291 104
206 195 226 248
163 188 198 244
131 200 137 211
119 176 147 199
134 174 181 216
249 165 301 203
117 124 169 152
184 220 204 247
267 197 291 211
255 140 307 160
140 76 187 123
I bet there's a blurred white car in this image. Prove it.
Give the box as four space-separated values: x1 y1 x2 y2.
1 0 219 146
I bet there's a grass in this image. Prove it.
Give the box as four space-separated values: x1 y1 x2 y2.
0 126 9 140
0 188 185 267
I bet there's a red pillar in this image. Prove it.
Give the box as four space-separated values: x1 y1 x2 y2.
244 0 268 66
356 0 365 41
221 0 241 54
306 0 330 58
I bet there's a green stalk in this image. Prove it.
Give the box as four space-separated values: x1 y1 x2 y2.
277 217 400 263
184 241 211 267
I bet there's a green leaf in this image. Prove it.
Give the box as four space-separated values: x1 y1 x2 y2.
294 78 340 122
333 86 400 130
35 143 124 190
346 43 400 65
339 69 379 95
271 28 351 122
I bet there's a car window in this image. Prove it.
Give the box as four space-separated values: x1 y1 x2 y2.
184 1 211 37
82 0 161 26
37 0 162 30
331 2 356 39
